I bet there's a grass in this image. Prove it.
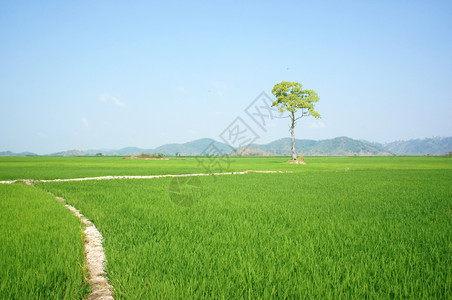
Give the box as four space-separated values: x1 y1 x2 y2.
0 156 450 180
0 183 89 299
35 157 452 299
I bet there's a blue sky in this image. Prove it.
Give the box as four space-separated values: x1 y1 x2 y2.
1 0 451 154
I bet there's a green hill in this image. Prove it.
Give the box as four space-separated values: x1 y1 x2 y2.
248 137 393 156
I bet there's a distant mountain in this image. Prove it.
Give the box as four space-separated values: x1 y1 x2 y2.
43 137 395 157
51 149 86 156
377 137 452 156
153 138 232 156
67 138 233 157
248 137 393 156
1 137 450 157
110 147 144 156
0 151 38 156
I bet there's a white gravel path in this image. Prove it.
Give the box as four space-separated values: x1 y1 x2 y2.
1 170 292 184
55 196 114 300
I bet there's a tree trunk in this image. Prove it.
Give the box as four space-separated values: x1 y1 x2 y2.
290 111 297 160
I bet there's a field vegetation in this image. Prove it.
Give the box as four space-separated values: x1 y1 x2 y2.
29 156 451 299
0 156 450 180
0 183 89 299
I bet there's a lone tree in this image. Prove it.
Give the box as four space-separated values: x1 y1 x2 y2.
271 81 320 161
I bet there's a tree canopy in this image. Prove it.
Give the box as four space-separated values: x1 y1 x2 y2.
271 81 320 118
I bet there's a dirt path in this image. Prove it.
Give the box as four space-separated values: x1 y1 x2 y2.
0 170 292 299
0 170 292 184
55 196 114 300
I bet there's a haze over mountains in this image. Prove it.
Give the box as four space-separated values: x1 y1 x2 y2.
1 137 451 157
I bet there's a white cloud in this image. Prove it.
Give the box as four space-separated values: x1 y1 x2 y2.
81 117 89 128
37 132 47 138
111 96 125 107
209 80 227 96
308 121 326 129
99 94 125 107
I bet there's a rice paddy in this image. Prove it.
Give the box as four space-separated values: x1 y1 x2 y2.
0 183 89 299
1 156 451 299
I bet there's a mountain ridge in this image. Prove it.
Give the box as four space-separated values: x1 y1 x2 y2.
1 136 450 157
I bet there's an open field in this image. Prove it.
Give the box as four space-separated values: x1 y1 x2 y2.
1 156 451 298
0 183 89 299
0 156 451 180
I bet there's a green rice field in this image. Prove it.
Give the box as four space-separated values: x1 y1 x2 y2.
0 183 89 299
0 156 450 180
1 156 451 299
